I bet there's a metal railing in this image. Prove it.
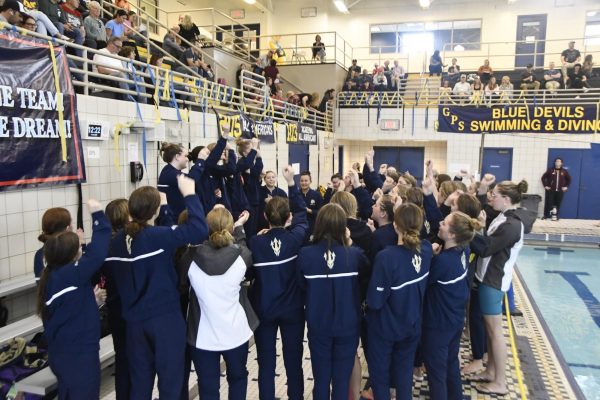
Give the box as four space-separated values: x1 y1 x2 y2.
0 23 332 132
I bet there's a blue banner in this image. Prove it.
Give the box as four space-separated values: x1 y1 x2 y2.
438 105 600 134
0 31 85 191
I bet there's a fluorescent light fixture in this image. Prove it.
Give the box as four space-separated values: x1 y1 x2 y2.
371 26 381 32
587 11 598 17
333 0 350 13
419 0 431 9
244 0 256 4
507 0 517 3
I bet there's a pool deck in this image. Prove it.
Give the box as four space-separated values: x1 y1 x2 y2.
527 218 600 244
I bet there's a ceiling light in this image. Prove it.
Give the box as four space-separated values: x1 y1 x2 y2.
333 0 350 13
587 11 598 17
419 0 431 9
507 0 517 3
244 0 256 4
371 26 381 32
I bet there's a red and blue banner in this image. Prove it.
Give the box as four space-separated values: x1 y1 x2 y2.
438 105 600 134
0 31 85 191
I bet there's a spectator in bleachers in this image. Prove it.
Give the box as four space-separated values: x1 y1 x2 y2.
582 54 595 80
93 36 130 92
391 60 405 90
263 59 280 86
83 1 107 49
105 9 127 38
60 0 85 54
452 74 471 103
236 63 247 88
484 76 500 102
38 0 65 34
178 38 203 74
362 80 373 92
568 64 589 95
373 67 388 91
446 58 460 85
287 90 300 106
471 75 484 95
115 0 130 11
358 68 372 87
439 80 451 104
560 41 581 85
342 78 357 92
145 54 166 106
18 0 70 40
519 63 540 92
428 50 444 76
0 0 21 24
179 14 199 47
498 75 514 100
312 34 325 63
372 63 379 76
118 45 146 103
543 61 562 94
297 92 315 108
163 26 184 60
17 11 34 29
318 88 335 112
348 59 361 76
125 11 147 47
477 59 493 84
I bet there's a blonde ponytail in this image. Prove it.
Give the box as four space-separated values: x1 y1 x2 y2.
209 229 234 249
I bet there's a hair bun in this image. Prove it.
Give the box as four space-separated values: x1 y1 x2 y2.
517 180 528 194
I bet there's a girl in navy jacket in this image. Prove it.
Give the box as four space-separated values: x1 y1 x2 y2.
422 212 480 400
298 203 369 400
249 166 308 400
299 171 323 235
105 175 208 400
237 138 264 237
366 203 433 400
157 142 192 218
37 199 111 400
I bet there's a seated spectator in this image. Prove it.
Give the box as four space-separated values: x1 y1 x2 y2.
125 11 147 47
60 0 85 58
17 11 35 29
520 63 540 92
484 76 500 100
297 92 314 108
177 40 203 74
145 54 166 106
439 80 451 104
93 36 129 93
478 59 493 84
452 74 471 102
358 68 372 87
429 50 444 76
568 64 589 94
287 90 300 106
498 75 514 99
271 87 285 103
342 78 356 92
543 61 562 94
446 58 460 85
84 1 107 49
263 59 280 85
179 14 199 47
0 0 21 24
236 63 247 88
312 34 326 63
348 59 361 76
163 26 185 60
362 80 374 91
118 46 146 103
471 75 484 94
560 41 581 85
372 63 379 76
582 54 595 79
18 0 69 40
38 0 66 36
373 67 388 91
105 9 127 39
391 60 405 90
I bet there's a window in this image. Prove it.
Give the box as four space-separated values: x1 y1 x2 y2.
370 19 481 54
136 0 159 34
585 10 600 46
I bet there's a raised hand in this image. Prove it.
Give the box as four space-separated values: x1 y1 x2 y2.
235 210 250 227
177 174 196 197
282 165 295 185
87 199 102 214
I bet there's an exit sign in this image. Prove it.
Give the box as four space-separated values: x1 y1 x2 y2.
380 119 400 130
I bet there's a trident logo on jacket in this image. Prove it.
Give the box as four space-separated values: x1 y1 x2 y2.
412 254 422 273
461 253 467 270
270 238 282 256
324 250 336 269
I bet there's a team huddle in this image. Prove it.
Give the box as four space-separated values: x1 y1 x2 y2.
34 124 535 400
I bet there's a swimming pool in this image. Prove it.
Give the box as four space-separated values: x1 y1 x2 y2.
517 245 600 400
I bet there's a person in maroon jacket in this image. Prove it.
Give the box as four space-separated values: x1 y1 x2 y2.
541 157 571 220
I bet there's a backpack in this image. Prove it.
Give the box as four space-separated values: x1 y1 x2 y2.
0 336 48 400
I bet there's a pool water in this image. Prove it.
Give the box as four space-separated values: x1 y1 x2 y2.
517 245 600 400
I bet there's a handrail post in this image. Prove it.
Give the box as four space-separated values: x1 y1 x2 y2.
83 48 89 96
334 34 337 66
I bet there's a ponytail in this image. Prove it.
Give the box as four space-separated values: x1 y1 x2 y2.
403 229 421 252
126 186 161 240
394 203 423 252
449 211 482 247
206 208 234 249
209 229 234 249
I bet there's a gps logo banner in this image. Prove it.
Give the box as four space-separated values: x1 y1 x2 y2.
438 105 599 134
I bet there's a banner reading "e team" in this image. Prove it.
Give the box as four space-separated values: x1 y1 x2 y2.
438 105 600 134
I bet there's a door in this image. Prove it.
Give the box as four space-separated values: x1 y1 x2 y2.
288 143 309 186
373 147 425 182
547 149 581 219
481 148 513 182
577 148 600 219
515 14 547 68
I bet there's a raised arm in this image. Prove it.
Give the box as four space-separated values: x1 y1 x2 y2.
75 200 112 284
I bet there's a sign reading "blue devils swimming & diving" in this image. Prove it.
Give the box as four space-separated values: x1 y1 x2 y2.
438 105 600 134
